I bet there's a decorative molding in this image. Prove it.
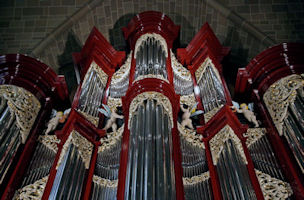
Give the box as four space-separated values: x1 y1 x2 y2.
171 50 192 81
107 97 122 111
255 169 293 200
195 57 221 84
93 175 118 188
111 51 132 85
183 171 210 185
180 93 197 108
243 128 266 148
77 110 99 126
0 85 41 144
209 125 247 165
14 176 48 200
263 74 303 136
83 61 108 87
56 130 93 169
133 74 169 83
128 92 173 129
178 123 204 149
134 33 168 58
204 105 223 122
38 135 60 153
99 125 124 152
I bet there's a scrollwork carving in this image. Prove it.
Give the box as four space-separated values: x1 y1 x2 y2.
83 61 108 87
56 130 93 169
255 169 293 200
243 128 266 148
209 125 247 165
0 85 41 144
180 94 196 109
195 57 221 84
183 171 210 186
178 123 204 149
263 74 303 136
128 92 173 129
204 105 223 122
111 51 132 85
134 33 168 58
107 97 122 111
38 135 60 153
99 125 124 152
170 50 192 81
133 74 169 83
93 175 118 188
14 176 48 200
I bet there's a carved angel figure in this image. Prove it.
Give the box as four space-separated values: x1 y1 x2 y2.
231 101 259 127
98 104 124 132
45 108 71 135
180 102 204 129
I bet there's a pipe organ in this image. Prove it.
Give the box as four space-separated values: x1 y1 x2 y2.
1 11 304 200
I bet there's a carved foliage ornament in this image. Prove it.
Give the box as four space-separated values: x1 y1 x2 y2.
134 33 168 58
83 61 108 87
195 57 221 84
0 85 41 144
99 125 124 153
93 175 118 188
180 93 196 109
243 128 266 148
134 74 169 83
178 123 204 149
263 74 303 136
183 171 210 186
107 97 122 111
56 130 93 169
170 50 192 81
128 92 173 129
209 125 247 165
204 105 223 123
14 176 48 200
111 51 132 85
38 135 60 153
255 169 293 200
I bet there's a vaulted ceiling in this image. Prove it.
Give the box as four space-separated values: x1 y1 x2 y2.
1 0 303 94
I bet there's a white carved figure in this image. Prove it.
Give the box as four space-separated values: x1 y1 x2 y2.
180 102 204 129
232 101 259 127
98 104 124 132
45 108 71 135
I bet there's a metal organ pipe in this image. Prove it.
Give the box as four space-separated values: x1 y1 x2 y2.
134 37 167 81
125 101 176 200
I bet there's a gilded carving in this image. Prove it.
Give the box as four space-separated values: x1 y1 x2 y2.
134 33 168 58
204 105 223 122
99 125 124 152
195 57 221 83
38 135 60 153
56 130 93 169
107 97 122 111
209 125 247 165
263 74 303 136
133 74 169 83
83 61 108 87
170 50 192 81
14 176 48 200
128 92 173 129
255 169 293 200
0 85 41 144
183 171 210 186
180 93 196 109
178 123 204 149
93 175 118 188
111 51 132 85
243 128 266 148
